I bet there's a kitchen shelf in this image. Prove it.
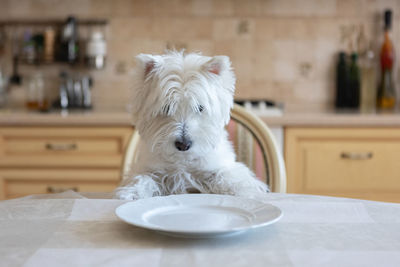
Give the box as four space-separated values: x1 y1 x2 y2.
0 19 108 27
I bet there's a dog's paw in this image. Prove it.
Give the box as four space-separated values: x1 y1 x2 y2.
113 187 141 200
113 175 162 200
232 186 269 199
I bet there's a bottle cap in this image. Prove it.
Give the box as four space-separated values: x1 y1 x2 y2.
351 53 358 61
366 50 374 60
384 9 392 30
66 16 76 24
338 51 346 61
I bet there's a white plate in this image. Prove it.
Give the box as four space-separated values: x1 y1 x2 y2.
115 194 283 238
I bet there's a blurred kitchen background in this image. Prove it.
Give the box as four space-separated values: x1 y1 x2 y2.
1 0 400 202
0 0 399 111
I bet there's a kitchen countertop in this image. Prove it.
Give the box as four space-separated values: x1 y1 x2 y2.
2 107 400 127
0 108 132 126
261 109 400 127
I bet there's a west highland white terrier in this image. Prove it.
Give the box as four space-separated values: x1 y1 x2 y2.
114 51 268 200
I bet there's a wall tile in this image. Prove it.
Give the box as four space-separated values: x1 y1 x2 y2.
313 40 338 82
151 18 175 39
214 40 234 57
0 0 11 19
110 18 153 40
336 0 367 18
110 0 136 17
261 0 337 17
213 19 238 40
130 0 155 17
273 60 297 82
10 0 93 18
153 0 192 17
170 18 213 39
87 0 113 17
128 39 167 56
253 40 274 82
212 0 234 16
291 80 334 108
232 0 262 17
364 0 400 19
254 18 275 40
185 40 214 55
191 0 213 16
213 18 254 40
270 81 295 102
0 0 395 110
250 81 276 100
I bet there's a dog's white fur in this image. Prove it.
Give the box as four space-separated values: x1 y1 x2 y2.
114 51 268 200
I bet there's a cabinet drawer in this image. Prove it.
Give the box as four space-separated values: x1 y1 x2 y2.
286 128 400 202
5 180 118 199
6 138 119 154
0 127 132 167
303 140 400 191
0 169 120 199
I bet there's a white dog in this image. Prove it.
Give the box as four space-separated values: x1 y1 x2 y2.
114 51 268 200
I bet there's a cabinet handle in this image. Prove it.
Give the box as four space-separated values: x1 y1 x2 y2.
340 152 373 160
46 186 78 193
45 143 77 151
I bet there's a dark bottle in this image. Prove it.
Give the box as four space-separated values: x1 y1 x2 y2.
58 16 79 64
348 53 360 108
335 52 348 108
377 9 396 109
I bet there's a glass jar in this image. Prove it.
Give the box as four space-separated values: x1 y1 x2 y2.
26 72 48 111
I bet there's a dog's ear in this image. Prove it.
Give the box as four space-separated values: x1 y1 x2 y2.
136 54 157 78
204 56 231 75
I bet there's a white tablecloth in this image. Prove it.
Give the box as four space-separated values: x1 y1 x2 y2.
1 191 400 267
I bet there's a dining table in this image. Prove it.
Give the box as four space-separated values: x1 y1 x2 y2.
0 190 400 267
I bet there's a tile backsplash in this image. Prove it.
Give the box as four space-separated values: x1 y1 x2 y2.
0 0 399 110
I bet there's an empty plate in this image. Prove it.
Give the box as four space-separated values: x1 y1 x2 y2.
115 194 282 238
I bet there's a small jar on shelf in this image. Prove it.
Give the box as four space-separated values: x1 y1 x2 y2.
25 71 49 111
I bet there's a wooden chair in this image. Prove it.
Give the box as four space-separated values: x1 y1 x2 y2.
120 103 287 193
228 104 286 192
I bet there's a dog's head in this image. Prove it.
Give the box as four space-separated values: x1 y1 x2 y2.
131 51 236 158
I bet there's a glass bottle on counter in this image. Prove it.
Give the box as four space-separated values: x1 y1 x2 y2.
348 53 360 108
377 9 396 109
335 52 348 108
335 52 361 109
360 49 377 112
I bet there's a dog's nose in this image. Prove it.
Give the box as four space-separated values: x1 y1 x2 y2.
175 140 192 151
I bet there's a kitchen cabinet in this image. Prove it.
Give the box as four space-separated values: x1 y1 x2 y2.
0 127 133 199
285 127 400 203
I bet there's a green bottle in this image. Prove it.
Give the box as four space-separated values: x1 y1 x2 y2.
348 53 360 108
335 52 348 108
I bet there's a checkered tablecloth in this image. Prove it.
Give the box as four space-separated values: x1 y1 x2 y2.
1 191 400 267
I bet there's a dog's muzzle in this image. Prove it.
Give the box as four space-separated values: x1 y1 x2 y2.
175 139 192 151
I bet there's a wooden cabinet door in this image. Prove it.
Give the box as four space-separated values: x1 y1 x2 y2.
0 169 120 199
0 126 133 199
0 127 132 168
285 128 400 202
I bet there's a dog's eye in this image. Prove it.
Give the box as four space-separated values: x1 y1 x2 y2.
198 105 204 113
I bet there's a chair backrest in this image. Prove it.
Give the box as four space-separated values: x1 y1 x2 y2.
120 128 140 180
120 104 287 193
229 104 286 193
